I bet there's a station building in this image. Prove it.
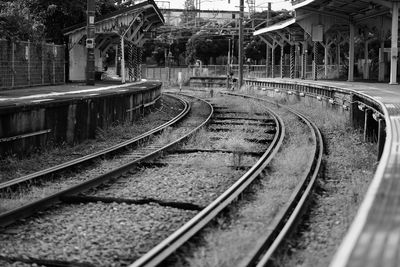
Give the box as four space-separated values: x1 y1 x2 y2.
64 0 164 83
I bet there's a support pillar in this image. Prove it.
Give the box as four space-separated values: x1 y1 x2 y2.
295 44 299 78
133 46 137 81
379 40 385 81
128 43 133 81
115 44 119 76
266 46 270 77
363 41 369 79
390 1 399 84
86 0 95 85
348 23 355 82
290 45 295 79
302 42 307 79
313 41 318 80
238 0 244 88
337 42 341 78
121 37 125 83
138 47 143 80
272 44 276 78
280 45 284 78
364 109 373 142
324 43 329 78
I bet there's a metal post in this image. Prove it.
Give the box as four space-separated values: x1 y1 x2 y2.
280 45 284 78
121 36 126 83
390 1 399 84
271 44 275 78
364 109 372 142
27 41 31 86
364 41 369 79
86 0 95 85
266 2 271 77
379 40 385 81
128 43 133 81
324 43 328 78
138 46 143 81
337 42 340 78
348 23 355 82
11 42 15 88
302 41 306 79
42 43 45 85
313 41 318 80
377 119 385 160
115 44 118 76
238 0 244 88
53 44 56 84
290 45 295 79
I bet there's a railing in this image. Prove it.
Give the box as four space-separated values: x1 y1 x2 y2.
141 64 348 85
0 40 65 90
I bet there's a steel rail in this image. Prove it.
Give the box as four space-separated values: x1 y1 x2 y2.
130 95 285 267
226 92 324 267
0 94 213 228
0 94 186 192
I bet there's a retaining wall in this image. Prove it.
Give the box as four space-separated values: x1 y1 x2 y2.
0 83 161 156
244 79 385 159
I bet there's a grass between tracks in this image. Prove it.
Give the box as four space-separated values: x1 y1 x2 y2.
0 97 181 184
0 98 182 213
169 94 315 267
270 100 376 267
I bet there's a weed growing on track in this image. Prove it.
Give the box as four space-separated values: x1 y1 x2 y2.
259 97 376 267
0 98 181 184
171 102 314 267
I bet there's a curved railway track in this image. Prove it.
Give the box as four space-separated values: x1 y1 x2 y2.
130 92 323 267
0 94 188 192
0 93 212 228
0 91 323 267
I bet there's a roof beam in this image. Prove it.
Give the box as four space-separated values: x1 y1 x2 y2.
276 31 292 45
258 35 274 48
301 6 349 21
370 0 392 9
355 9 390 22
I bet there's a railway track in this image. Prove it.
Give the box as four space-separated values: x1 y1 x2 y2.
0 93 211 228
0 94 188 193
130 92 323 267
0 91 323 267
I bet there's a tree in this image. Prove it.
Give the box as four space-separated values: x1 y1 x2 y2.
0 0 118 43
0 0 44 41
245 37 266 64
186 34 228 65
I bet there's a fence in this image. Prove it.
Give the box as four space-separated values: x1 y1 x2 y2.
0 40 65 90
142 64 347 86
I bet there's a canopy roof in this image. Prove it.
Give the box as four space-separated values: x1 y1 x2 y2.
64 0 164 49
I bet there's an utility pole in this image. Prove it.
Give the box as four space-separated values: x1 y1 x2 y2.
238 0 244 88
86 0 95 85
266 2 271 77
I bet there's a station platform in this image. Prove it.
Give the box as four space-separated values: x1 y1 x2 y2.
0 81 162 156
0 81 161 109
251 78 400 267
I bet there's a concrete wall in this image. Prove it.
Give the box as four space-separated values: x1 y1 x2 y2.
0 82 161 156
244 79 384 154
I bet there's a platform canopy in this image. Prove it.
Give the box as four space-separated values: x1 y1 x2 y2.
254 0 399 83
64 0 164 52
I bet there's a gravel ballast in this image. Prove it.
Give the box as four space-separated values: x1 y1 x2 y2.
0 203 197 267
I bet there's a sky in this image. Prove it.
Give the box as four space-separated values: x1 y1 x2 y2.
156 0 293 11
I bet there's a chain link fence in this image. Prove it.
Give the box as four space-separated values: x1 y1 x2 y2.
0 40 65 90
